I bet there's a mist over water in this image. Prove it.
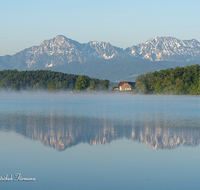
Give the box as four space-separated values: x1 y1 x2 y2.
0 92 200 190
0 92 200 150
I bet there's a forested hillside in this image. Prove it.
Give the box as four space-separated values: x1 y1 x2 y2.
135 64 200 95
0 70 109 91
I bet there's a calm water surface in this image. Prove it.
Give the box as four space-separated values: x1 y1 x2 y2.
0 92 200 190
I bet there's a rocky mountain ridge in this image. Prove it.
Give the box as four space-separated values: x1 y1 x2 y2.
1 35 200 82
125 37 200 61
2 35 200 69
18 35 124 68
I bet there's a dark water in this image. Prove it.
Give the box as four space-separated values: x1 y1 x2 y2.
0 92 200 189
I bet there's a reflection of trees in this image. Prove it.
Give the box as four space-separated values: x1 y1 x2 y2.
0 112 200 151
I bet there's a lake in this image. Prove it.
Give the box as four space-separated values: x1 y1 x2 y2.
0 92 200 190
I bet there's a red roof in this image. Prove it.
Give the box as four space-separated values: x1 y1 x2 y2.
118 81 135 86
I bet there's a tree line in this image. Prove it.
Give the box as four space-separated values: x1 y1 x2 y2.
135 64 200 95
0 69 109 91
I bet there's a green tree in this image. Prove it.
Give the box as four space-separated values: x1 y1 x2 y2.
0 83 6 89
33 83 40 90
75 75 89 90
135 72 154 94
135 74 147 94
87 80 96 91
11 84 20 91
47 82 55 90
101 79 109 90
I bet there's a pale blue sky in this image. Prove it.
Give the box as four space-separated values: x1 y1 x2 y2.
1 0 200 56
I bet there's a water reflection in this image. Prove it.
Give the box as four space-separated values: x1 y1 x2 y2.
0 111 200 150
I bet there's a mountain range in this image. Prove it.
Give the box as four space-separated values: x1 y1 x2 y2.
1 35 200 81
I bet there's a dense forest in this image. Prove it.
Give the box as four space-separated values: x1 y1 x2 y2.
135 64 200 95
0 70 109 91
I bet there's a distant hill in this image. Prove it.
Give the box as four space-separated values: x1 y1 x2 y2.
1 35 200 81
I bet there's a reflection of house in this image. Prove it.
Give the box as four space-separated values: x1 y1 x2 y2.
118 81 135 91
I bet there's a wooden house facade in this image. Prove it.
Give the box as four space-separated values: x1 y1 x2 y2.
118 81 135 91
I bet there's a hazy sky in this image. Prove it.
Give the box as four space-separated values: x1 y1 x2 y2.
1 0 200 56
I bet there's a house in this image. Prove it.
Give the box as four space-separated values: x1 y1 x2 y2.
112 86 119 91
118 81 135 91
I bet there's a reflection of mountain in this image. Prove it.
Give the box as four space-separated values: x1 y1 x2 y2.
131 126 200 149
0 112 200 150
